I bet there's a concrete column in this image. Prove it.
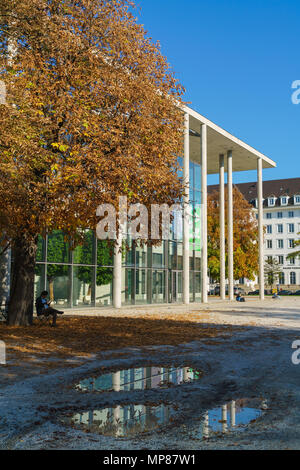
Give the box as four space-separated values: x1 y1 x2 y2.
219 155 226 300
227 151 234 301
113 233 122 309
183 112 190 304
257 157 264 300
201 124 208 303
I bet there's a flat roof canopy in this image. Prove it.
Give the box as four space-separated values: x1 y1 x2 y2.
185 105 276 174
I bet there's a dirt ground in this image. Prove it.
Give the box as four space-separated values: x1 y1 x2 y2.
1 298 300 450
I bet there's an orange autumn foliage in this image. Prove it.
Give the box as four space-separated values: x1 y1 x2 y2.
208 187 259 281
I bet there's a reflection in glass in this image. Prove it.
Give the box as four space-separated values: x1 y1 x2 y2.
34 264 45 301
96 267 113 306
47 230 70 263
46 264 71 306
73 230 95 265
73 266 94 306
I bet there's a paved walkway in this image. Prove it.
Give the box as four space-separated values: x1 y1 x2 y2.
62 297 300 330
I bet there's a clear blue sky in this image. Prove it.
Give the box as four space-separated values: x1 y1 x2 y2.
136 0 300 185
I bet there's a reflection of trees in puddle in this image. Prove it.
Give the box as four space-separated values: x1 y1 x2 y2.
68 397 266 439
71 403 174 438
76 366 202 392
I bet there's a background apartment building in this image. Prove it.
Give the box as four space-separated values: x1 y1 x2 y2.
208 178 300 291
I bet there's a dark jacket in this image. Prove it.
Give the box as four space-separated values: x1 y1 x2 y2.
35 296 46 316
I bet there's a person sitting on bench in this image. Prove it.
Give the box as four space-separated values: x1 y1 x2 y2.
35 291 64 327
236 293 245 302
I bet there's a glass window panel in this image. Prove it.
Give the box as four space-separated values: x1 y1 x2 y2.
34 264 45 302
152 244 165 268
46 264 71 307
194 191 201 205
73 266 94 307
73 230 95 265
189 161 194 189
97 240 113 267
96 267 113 306
194 163 201 190
136 245 147 268
47 231 70 263
177 243 183 270
152 270 166 304
169 242 177 270
122 268 135 305
36 236 45 262
195 272 201 302
135 269 150 304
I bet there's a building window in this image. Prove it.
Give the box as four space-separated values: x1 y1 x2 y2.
281 197 287 205
267 240 273 249
290 272 296 285
268 198 275 206
289 257 296 265
288 223 295 233
294 196 300 205
266 225 272 234
288 239 295 248
277 212 283 219
266 213 272 219
289 211 294 218
277 240 284 249
278 255 284 265
277 224 283 233
279 272 285 285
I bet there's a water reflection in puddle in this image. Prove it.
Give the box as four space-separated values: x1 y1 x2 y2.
65 398 266 439
75 366 202 392
69 403 177 437
196 398 266 439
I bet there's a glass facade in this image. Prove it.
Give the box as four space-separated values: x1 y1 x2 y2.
34 159 202 308
35 231 113 308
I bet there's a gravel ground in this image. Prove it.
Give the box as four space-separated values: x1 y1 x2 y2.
1 298 300 450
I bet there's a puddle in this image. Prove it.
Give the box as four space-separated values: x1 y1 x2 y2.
194 398 267 439
75 366 202 392
63 398 267 439
66 403 178 437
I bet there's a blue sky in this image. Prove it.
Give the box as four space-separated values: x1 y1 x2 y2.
136 0 300 185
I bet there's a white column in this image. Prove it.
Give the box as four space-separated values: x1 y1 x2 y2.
227 151 234 301
201 124 208 303
257 157 264 300
183 112 190 305
219 154 226 300
113 232 122 309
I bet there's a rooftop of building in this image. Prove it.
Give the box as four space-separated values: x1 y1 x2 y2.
208 177 300 207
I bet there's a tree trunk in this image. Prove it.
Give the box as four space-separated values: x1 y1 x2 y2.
49 278 54 302
8 236 37 326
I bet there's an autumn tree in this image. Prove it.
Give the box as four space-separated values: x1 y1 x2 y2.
286 233 300 261
207 187 259 282
0 0 185 325
264 257 282 291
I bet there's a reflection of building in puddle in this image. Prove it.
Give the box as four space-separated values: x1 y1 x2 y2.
199 399 264 439
76 366 202 392
71 403 176 438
